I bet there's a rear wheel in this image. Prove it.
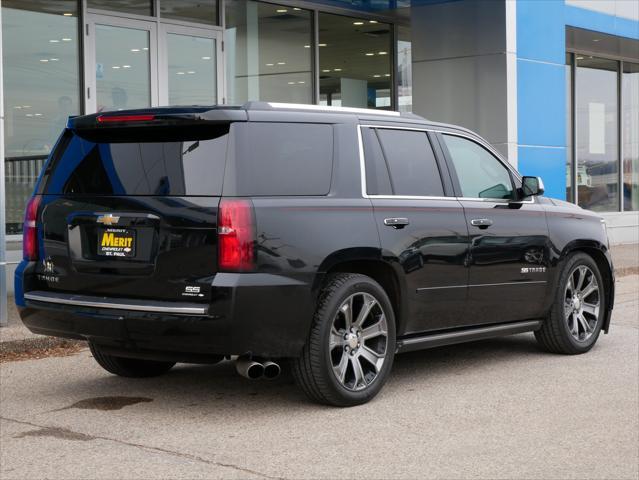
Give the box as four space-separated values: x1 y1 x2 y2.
89 343 175 378
292 273 396 407
535 252 606 354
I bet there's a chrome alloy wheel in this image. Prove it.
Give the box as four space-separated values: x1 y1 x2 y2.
329 292 389 391
564 265 601 342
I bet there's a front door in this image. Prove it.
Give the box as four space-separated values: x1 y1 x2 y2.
439 133 551 325
85 15 223 113
361 126 470 335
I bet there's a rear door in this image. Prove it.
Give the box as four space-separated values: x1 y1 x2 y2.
35 120 230 303
362 125 470 335
438 132 551 325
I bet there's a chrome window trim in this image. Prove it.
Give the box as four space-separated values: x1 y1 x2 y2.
24 291 207 315
416 280 547 292
357 124 534 204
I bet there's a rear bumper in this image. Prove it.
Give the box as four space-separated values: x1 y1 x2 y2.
17 271 314 359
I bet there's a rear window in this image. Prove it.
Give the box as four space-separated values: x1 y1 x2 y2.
42 127 229 196
225 122 333 196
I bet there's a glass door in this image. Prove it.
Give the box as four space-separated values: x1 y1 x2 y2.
159 24 223 106
85 15 158 113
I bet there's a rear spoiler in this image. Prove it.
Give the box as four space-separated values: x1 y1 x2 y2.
68 107 247 142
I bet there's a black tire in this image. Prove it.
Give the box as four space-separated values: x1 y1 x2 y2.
535 252 606 354
89 343 176 378
292 273 396 407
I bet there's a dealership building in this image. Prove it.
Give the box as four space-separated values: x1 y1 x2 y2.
0 0 638 317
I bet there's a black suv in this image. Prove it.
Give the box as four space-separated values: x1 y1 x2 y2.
16 103 614 406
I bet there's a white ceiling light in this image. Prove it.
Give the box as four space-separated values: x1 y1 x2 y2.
112 65 120 69
266 63 274 66
293 7 302 11
276 9 287 13
62 38 72 42
49 58 59 61
176 71 185 75
49 39 60 43
378 51 387 55
373 74 381 78
365 53 374 56
187 71 195 74
353 21 364 25
62 13 73 16
384 73 391 77
131 48 140 52
122 65 131 68
298 81 305 84
277 62 286 65
322 69 330 72
288 81 295 84
333 68 342 72
39 59 49 63
304 45 310 48
201 56 211 60
318 43 327 47
369 20 378 24
143 47 148 51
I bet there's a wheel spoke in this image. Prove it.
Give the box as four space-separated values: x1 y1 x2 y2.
568 313 579 337
333 353 349 383
580 280 598 300
575 266 587 292
341 297 354 329
359 346 383 372
582 302 599 318
329 328 345 350
576 313 591 334
354 295 376 328
352 357 367 388
362 315 387 340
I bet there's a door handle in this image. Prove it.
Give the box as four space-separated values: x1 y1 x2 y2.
470 218 493 229
384 217 409 229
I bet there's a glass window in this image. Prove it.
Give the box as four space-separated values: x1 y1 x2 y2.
622 62 639 211
2 0 80 234
566 53 573 202
95 25 151 111
575 56 619 212
443 135 514 199
318 13 392 109
376 129 444 197
167 34 217 105
43 129 229 196
397 25 412 113
227 123 333 196
225 1 312 104
362 128 392 195
161 0 218 25
87 0 153 17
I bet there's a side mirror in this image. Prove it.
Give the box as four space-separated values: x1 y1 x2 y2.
521 176 545 198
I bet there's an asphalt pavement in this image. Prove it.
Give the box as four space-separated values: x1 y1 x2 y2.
1 275 638 480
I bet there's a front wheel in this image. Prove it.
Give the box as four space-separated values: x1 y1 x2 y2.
292 273 396 407
535 252 606 354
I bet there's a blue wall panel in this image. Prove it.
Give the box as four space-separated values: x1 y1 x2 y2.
517 0 565 64
517 59 566 148
565 5 639 40
518 146 566 200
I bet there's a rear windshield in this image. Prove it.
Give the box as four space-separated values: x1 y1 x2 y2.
225 122 334 196
42 127 229 196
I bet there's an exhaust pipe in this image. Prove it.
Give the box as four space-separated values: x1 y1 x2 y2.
262 360 281 379
235 356 264 379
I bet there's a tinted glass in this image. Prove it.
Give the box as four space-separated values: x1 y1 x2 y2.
576 56 619 212
43 130 229 196
363 128 392 195
443 134 514 199
376 129 444 197
622 62 639 211
87 0 152 16
161 0 217 25
228 123 333 196
167 33 217 105
2 0 80 234
96 25 151 111
318 13 392 109
225 1 312 104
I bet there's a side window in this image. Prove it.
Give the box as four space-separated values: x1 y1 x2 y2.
362 128 392 195
228 122 333 196
442 134 514 199
376 129 445 197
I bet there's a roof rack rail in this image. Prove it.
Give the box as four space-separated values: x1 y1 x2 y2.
243 101 403 117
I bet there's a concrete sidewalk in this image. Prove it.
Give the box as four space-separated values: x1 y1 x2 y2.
1 244 637 356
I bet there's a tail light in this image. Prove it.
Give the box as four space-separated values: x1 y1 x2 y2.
97 114 155 123
23 195 41 261
218 199 256 272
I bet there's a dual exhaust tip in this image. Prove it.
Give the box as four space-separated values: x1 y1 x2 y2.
235 356 281 380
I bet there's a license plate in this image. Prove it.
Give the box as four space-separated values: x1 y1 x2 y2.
97 228 136 258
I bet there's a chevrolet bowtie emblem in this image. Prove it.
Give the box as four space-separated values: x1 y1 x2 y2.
96 214 120 226
42 257 55 274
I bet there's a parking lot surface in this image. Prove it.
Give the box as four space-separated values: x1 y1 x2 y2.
1 276 638 480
